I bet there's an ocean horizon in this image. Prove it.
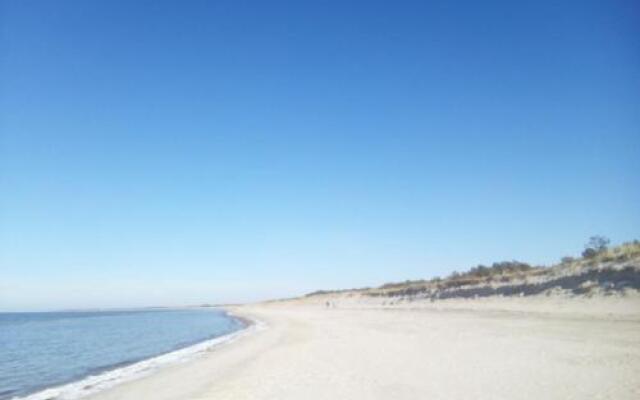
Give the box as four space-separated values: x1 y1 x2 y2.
0 308 245 400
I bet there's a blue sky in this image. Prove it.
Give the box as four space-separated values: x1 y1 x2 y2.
1 0 639 310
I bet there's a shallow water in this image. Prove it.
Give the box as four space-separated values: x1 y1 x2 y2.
0 308 244 400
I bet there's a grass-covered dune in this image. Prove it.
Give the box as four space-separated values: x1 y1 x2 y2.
306 240 640 301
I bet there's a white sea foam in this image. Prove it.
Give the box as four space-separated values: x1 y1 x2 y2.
14 314 264 400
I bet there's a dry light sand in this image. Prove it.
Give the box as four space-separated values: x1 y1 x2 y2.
87 299 640 400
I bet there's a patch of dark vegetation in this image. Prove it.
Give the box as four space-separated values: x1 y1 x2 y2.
367 266 640 299
305 287 370 297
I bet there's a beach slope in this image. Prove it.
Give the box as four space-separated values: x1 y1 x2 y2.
87 301 640 400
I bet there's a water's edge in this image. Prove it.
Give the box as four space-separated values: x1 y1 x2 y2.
13 309 260 400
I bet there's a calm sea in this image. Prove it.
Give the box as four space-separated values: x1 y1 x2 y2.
0 308 245 400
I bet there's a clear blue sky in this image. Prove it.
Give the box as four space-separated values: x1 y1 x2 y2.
1 0 638 311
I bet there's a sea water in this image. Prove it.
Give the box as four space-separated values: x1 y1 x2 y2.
0 308 245 400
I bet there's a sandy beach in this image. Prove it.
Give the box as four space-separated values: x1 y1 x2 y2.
85 299 640 400
4 1 639 399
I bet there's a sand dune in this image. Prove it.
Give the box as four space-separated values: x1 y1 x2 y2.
86 298 640 400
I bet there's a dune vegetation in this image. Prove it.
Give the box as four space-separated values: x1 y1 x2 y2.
306 238 640 300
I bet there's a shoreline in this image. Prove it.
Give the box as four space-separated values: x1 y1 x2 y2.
13 310 256 400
